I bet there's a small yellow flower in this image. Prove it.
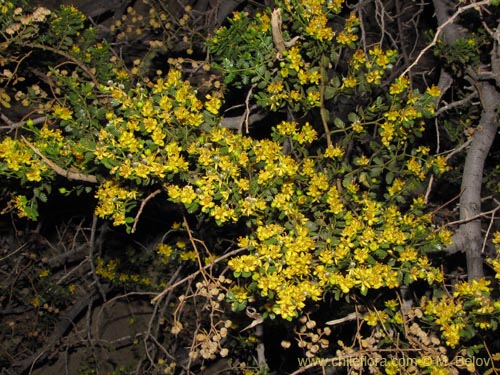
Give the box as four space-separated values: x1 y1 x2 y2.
426 85 441 97
324 145 344 158
52 104 73 120
39 269 50 278
342 76 357 89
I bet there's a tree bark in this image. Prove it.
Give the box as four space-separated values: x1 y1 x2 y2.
432 0 499 280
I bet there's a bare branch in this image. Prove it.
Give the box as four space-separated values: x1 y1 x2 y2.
0 114 46 132
26 43 99 87
443 201 500 229
151 246 248 305
401 0 493 77
131 189 162 233
435 92 478 116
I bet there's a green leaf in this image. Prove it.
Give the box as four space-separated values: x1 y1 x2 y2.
324 86 337 100
370 167 383 177
359 172 370 187
321 108 330 122
347 112 359 122
334 117 345 129
385 171 394 185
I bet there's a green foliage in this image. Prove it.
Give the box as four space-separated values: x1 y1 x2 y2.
207 11 275 89
433 32 486 76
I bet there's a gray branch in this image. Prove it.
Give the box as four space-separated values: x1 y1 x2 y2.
433 0 499 280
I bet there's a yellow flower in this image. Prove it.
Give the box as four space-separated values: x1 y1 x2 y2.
228 254 261 274
285 46 304 71
297 122 317 143
432 155 451 174
306 90 320 107
179 250 197 261
39 269 50 278
351 49 366 69
426 85 441 97
267 80 284 94
366 69 382 85
388 178 405 196
277 120 298 136
157 243 173 258
491 231 500 244
205 93 222 115
389 76 410 95
336 30 358 45
355 155 370 166
430 366 449 375
342 76 357 89
324 145 344 158
385 359 399 375
364 310 388 326
406 157 426 180
305 14 334 41
52 104 73 120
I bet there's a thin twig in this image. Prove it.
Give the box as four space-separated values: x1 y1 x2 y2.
435 92 478 116
431 189 463 216
482 198 500 253
151 246 248 304
424 174 435 204
131 189 162 233
183 216 209 284
88 215 107 301
320 54 332 147
443 203 500 228
325 312 360 326
26 43 99 86
0 242 30 263
401 0 493 77
444 138 473 161
243 84 257 134
425 137 474 202
0 114 46 132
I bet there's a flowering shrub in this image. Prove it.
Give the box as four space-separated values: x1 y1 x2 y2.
1 0 500 374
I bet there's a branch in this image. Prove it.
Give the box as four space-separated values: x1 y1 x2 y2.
22 137 98 183
482 199 499 254
220 106 267 130
7 288 109 374
150 246 248 305
435 92 478 116
131 189 162 233
401 0 493 77
26 43 99 86
0 114 46 132
325 311 360 326
443 201 500 228
441 82 499 277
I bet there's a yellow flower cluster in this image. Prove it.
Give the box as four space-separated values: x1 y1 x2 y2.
341 45 398 96
423 276 500 347
423 297 465 347
336 13 359 46
0 136 49 183
92 69 219 190
52 104 73 120
168 124 321 225
282 0 343 41
267 45 324 110
96 257 152 286
94 181 138 226
225 178 443 319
